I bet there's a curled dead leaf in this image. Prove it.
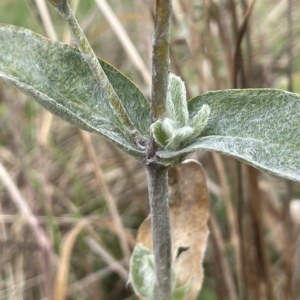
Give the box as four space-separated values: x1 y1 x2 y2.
136 159 210 300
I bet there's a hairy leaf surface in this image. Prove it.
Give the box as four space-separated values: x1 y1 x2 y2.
0 25 150 158
158 89 300 181
129 243 156 299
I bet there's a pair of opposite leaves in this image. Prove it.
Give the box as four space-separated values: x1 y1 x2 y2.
1 26 300 181
131 160 210 300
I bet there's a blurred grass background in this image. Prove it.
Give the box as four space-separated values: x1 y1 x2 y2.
1 0 300 299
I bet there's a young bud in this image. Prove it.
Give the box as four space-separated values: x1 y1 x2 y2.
166 126 194 151
166 73 188 126
151 120 169 148
189 104 210 138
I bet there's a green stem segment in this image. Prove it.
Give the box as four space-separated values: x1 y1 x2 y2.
151 0 172 122
146 163 172 300
48 0 143 148
148 0 173 299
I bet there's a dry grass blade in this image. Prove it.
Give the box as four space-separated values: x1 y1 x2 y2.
0 202 25 300
202 0 222 90
212 153 242 292
34 0 57 41
283 181 294 299
69 260 125 292
209 214 238 300
79 130 131 265
177 1 209 92
85 236 128 281
232 0 256 88
0 162 54 261
94 0 151 86
136 159 210 299
52 219 89 300
210 0 233 85
245 165 275 300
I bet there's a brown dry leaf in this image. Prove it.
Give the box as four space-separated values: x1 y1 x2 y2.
136 159 210 300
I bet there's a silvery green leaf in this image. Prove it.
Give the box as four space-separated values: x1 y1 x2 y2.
151 120 168 147
157 89 300 181
183 103 210 148
0 25 150 158
129 243 156 299
130 244 178 299
188 104 210 138
151 118 194 151
161 118 178 141
166 73 188 126
166 126 194 151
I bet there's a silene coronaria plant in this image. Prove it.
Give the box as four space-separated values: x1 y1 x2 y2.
1 0 300 299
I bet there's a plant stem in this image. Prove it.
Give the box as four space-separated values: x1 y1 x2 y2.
48 0 144 148
151 0 172 122
146 163 172 300
149 0 172 299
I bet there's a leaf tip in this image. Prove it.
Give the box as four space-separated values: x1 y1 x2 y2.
189 103 211 134
167 73 188 126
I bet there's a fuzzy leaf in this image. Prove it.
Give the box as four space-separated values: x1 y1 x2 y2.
151 118 194 151
166 73 188 126
157 89 300 181
161 118 178 141
151 120 168 147
129 243 156 299
0 25 150 158
188 104 210 138
166 126 194 151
